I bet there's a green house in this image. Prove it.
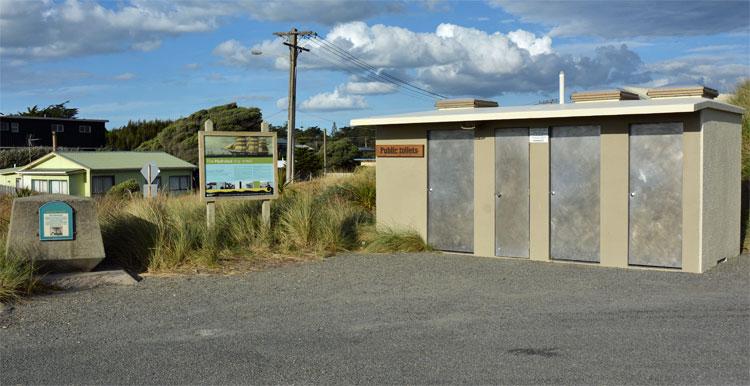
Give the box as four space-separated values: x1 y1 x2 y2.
2 151 196 196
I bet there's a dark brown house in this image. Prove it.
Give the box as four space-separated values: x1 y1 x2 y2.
0 116 107 149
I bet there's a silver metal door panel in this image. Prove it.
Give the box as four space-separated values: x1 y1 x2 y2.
629 123 683 268
550 126 600 262
428 129 474 253
494 128 530 257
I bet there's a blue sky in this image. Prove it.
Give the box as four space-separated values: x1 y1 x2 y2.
0 0 748 130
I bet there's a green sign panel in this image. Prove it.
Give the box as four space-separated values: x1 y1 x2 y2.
39 201 74 241
201 133 277 200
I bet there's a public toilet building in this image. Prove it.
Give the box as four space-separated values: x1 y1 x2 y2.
351 87 744 273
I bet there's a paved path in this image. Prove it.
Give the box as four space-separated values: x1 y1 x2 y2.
2 253 749 385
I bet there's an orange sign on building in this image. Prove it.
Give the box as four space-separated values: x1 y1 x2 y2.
375 144 424 158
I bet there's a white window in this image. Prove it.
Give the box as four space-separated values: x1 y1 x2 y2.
0 122 8 131
10 122 19 133
15 178 22 189
49 180 69 194
79 125 91 133
51 124 64 132
92 176 115 194
169 175 191 191
32 179 48 193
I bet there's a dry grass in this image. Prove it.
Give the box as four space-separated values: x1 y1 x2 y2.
95 167 414 274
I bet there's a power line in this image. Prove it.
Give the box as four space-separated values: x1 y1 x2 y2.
310 35 447 99
302 40 436 102
308 38 443 101
304 40 438 101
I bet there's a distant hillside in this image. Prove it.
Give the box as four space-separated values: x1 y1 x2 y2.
135 103 262 164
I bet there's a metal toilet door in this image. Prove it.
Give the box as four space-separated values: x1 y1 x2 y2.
550 125 601 262
629 123 683 268
427 129 474 253
495 128 530 258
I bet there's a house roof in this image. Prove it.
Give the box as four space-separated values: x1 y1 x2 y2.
18 168 86 175
0 115 108 123
54 151 197 170
0 167 21 175
350 97 745 127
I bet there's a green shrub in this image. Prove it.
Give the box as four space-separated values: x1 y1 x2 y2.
729 80 750 251
363 227 432 253
106 178 140 199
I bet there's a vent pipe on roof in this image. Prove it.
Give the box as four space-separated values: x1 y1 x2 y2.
559 71 565 104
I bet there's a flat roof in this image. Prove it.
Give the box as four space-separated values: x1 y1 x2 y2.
0 115 108 123
351 97 744 127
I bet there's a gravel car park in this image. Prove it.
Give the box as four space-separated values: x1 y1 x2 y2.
1 253 748 385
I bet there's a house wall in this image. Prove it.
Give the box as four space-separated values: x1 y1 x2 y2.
33 155 84 170
89 169 194 195
700 109 742 270
0 117 106 149
375 111 716 272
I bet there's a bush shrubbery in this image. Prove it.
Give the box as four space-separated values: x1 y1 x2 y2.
106 179 140 199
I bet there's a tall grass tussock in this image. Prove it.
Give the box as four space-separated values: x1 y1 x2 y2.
94 167 427 274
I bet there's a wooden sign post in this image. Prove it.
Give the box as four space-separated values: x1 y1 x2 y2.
204 119 216 228
261 121 271 227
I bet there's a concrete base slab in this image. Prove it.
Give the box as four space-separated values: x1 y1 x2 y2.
40 270 139 290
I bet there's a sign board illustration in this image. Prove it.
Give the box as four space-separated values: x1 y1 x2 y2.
39 201 75 241
198 131 278 201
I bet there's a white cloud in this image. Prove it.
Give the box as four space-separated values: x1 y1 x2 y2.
0 0 401 61
300 89 367 111
246 0 403 25
643 55 750 92
490 0 750 38
184 63 200 70
215 22 652 97
114 72 136 81
276 97 288 110
341 81 397 95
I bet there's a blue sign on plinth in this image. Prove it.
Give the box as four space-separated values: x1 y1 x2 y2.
39 201 75 241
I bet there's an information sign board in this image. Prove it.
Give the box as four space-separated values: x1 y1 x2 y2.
39 201 75 241
198 131 278 201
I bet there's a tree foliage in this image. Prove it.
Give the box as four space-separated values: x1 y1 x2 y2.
137 103 262 164
17 101 78 119
326 138 360 171
0 147 51 169
107 119 173 150
295 147 322 180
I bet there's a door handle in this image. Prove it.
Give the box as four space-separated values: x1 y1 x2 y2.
496 193 502 198
550 191 556 196
630 192 636 197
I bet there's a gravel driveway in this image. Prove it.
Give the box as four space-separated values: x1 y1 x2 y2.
1 253 748 385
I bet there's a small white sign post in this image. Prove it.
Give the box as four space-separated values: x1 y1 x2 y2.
140 161 160 198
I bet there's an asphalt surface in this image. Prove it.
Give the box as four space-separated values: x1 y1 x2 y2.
1 253 749 385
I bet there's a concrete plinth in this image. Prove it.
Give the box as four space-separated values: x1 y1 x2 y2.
6 194 105 272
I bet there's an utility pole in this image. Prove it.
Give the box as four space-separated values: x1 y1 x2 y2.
273 27 315 183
